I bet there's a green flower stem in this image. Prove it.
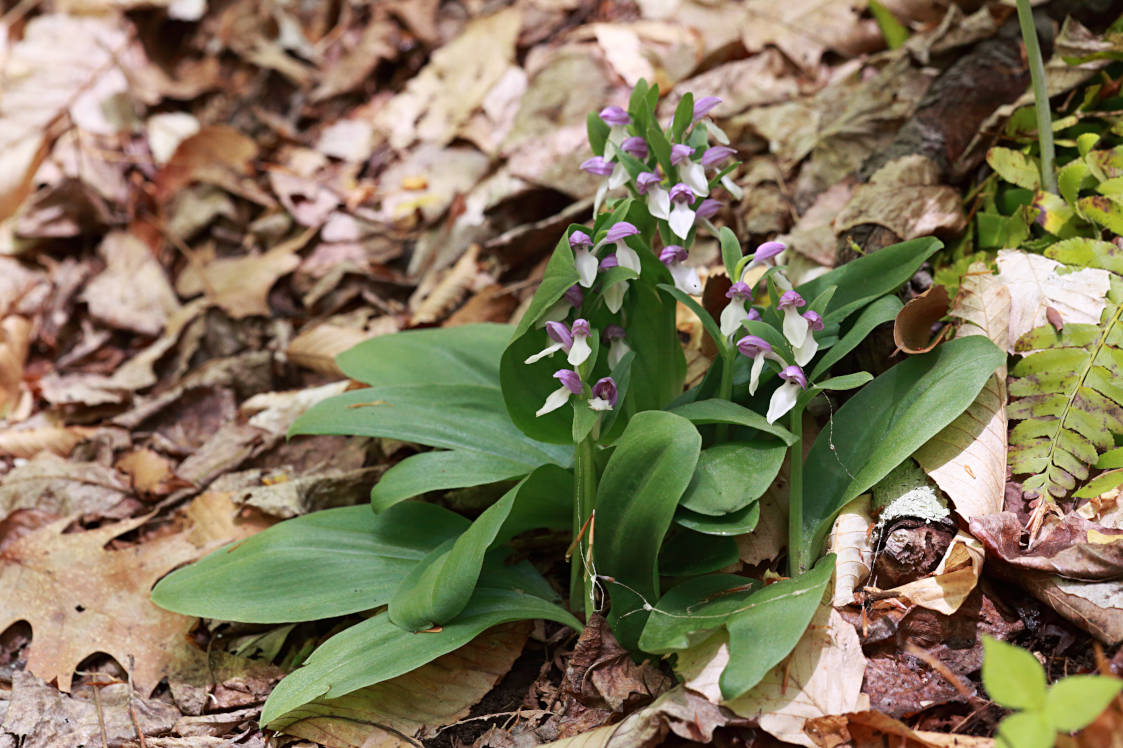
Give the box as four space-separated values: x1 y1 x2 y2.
1016 0 1057 194
787 404 806 576
716 347 735 441
571 436 598 619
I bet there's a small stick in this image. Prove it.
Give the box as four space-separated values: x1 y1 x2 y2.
127 656 148 748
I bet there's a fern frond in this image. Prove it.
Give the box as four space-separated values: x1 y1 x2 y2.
1008 302 1123 499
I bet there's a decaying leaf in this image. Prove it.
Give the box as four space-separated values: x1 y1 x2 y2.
914 267 1010 520
741 0 880 71
877 531 985 615
0 315 32 414
828 495 874 607
0 492 266 694
833 155 967 240
116 448 179 495
724 605 868 747
0 424 95 459
176 241 305 319
273 622 532 746
0 451 132 518
893 284 950 354
286 323 384 376
970 512 1123 581
154 125 260 203
81 232 182 336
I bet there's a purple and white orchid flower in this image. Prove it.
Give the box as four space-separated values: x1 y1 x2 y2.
581 155 626 211
672 144 708 197
601 221 641 273
701 146 742 200
599 106 630 150
793 310 824 366
537 369 584 417
568 318 593 366
541 283 584 325
570 230 597 288
525 320 573 364
696 198 722 219
620 136 649 160
603 325 630 368
778 290 809 348
599 255 628 313
637 171 671 221
668 183 696 239
660 245 701 295
691 96 729 145
589 376 618 411
720 281 754 337
745 241 786 272
737 334 783 396
766 365 808 425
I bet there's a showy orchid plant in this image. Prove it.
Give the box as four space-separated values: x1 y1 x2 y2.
153 79 1004 729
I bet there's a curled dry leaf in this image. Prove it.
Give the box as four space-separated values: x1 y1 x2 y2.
176 237 308 319
115 448 178 495
0 425 95 459
893 284 950 354
411 244 487 325
286 323 381 377
970 512 1123 581
833 155 967 241
1015 570 1123 646
828 495 874 607
914 266 1010 520
153 125 259 203
876 531 985 615
0 315 32 414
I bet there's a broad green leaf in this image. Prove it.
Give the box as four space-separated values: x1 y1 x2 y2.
647 121 675 180
674 503 760 536
587 111 609 157
982 636 1047 711
658 529 739 576
292 384 570 467
370 450 531 512
595 411 701 649
996 712 1054 748
639 574 761 653
1058 159 1094 205
796 237 942 323
1078 194 1123 234
1044 675 1123 732
810 372 873 392
720 227 743 279
512 233 582 338
670 93 694 143
336 323 510 388
389 465 572 630
659 283 724 353
720 556 834 699
1046 237 1123 274
623 282 687 413
987 147 1041 191
680 440 785 516
152 503 466 623
801 336 1005 565
261 563 580 727
670 398 796 445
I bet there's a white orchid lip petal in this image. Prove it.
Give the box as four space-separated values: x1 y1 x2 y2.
536 386 572 417
720 302 748 337
766 381 801 424
616 244 642 273
525 343 563 364
669 203 694 239
575 248 598 288
783 308 810 348
567 336 592 366
647 188 670 220
671 265 702 295
749 353 766 396
604 282 627 313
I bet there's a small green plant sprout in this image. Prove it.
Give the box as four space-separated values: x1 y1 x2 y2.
982 636 1123 748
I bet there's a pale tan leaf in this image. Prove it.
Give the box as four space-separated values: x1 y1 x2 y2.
877 531 984 615
410 244 486 324
725 606 868 747
273 622 532 746
115 448 176 494
82 232 182 336
146 112 201 166
914 267 1009 520
176 240 306 319
240 380 352 436
0 315 31 414
286 323 387 376
0 425 94 458
741 0 880 70
828 495 873 607
832 155 966 240
995 250 1110 353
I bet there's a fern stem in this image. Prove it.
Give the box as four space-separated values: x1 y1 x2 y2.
1015 0 1057 194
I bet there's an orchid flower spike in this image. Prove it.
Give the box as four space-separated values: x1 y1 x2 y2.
736 334 782 396
603 325 630 368
660 245 701 296
570 230 597 288
766 365 808 425
668 183 696 239
602 222 641 273
637 171 671 221
536 369 584 417
589 377 618 411
793 310 824 367
568 319 592 366
778 290 809 348
720 281 754 338
525 320 573 364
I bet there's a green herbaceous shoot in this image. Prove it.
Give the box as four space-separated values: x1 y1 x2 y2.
151 81 1003 726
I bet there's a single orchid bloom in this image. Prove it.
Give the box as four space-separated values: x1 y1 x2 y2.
568 318 592 366
525 320 573 364
600 106 631 153
600 106 630 127
580 157 614 177
671 144 708 197
745 241 785 272
766 365 808 424
570 230 597 288
778 290 809 348
693 96 721 121
736 334 782 396
620 136 649 160
696 198 722 219
668 183 696 239
536 369 584 417
700 145 741 199
637 171 671 220
720 281 754 337
793 310 824 366
602 221 641 273
589 376 618 411
660 245 701 296
603 325 630 368
541 282 585 325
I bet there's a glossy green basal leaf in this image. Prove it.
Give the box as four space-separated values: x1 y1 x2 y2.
638 574 761 653
809 295 902 381
658 529 739 576
152 503 467 623
674 503 759 536
370 450 532 512
1044 675 1123 732
625 282 687 413
982 637 1047 711
292 383 570 467
669 399 796 445
679 440 785 516
796 237 942 323
595 411 701 650
389 465 572 631
262 562 581 728
801 337 1005 564
336 323 510 388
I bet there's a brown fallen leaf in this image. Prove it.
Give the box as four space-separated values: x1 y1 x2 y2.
0 424 96 459
0 451 132 518
0 315 32 414
272 622 532 746
893 285 950 354
116 448 179 495
154 125 259 204
176 237 308 319
81 231 182 336
828 495 874 607
833 155 967 240
970 512 1123 580
0 491 266 694
286 323 383 376
741 0 881 71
